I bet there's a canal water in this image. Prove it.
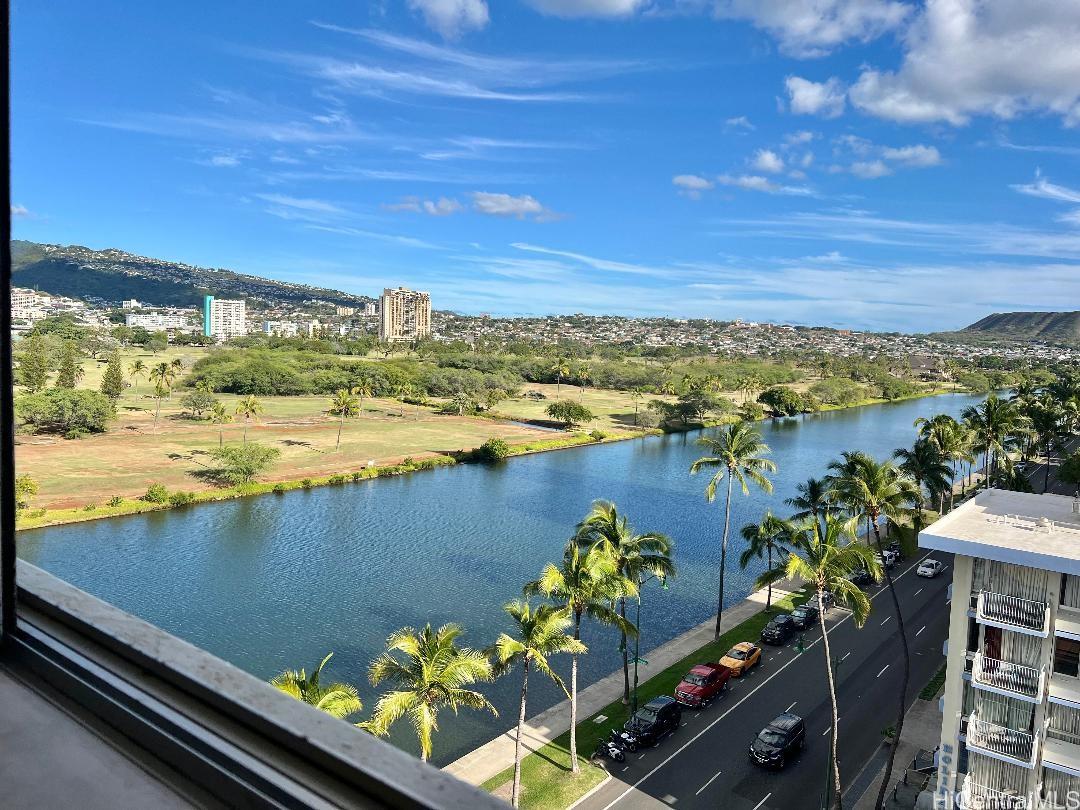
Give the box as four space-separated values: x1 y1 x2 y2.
17 393 983 764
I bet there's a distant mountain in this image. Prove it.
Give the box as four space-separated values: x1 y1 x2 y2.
938 311 1080 346
11 240 373 311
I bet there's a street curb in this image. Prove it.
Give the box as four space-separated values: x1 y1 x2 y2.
566 772 613 810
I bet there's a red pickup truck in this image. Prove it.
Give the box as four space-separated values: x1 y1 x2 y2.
674 663 731 709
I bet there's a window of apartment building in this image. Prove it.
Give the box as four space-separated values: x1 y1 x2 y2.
1055 638 1080 677
967 615 981 654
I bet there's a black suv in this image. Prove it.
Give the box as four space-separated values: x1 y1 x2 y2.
624 696 682 746
847 568 874 588
760 614 796 645
790 604 819 630
749 712 806 769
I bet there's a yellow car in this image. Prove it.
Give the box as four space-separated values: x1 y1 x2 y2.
719 642 762 677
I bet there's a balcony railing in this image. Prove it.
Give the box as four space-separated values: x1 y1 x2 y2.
967 718 1037 767
962 780 1032 809
973 654 1046 701
977 591 1050 636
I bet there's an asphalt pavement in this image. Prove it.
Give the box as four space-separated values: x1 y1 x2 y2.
577 551 952 810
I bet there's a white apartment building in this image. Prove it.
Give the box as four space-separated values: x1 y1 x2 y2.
125 312 197 332
378 287 430 342
122 299 142 309
262 320 299 338
925 490 1080 809
202 296 247 342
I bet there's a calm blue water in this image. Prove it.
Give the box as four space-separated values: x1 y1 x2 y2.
17 393 982 763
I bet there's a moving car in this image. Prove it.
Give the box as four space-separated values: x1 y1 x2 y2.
917 559 945 578
760 614 796 645
749 712 806 769
625 696 682 746
674 663 731 708
806 591 834 612
790 604 820 630
719 642 762 677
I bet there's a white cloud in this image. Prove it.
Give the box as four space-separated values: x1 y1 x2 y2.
1012 176 1080 204
881 144 941 167
673 174 715 199
524 0 646 17
782 130 815 146
1059 210 1080 227
786 76 846 118
725 115 756 131
471 191 558 220
254 194 345 217
850 160 892 179
11 204 30 218
209 154 241 167
716 174 813 195
750 148 785 174
385 196 464 215
712 0 911 58
406 0 489 39
849 0 1080 126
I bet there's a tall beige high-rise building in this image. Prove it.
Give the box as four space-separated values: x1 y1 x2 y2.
378 287 431 342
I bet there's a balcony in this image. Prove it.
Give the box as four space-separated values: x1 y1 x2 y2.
962 779 1031 809
1044 730 1080 778
972 654 1046 702
976 591 1050 637
966 718 1037 768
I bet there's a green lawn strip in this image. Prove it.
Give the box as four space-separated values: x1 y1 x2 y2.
919 664 947 700
481 589 811 809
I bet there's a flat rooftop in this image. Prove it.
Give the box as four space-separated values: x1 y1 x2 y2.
920 489 1080 575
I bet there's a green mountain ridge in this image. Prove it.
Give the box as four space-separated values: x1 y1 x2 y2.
11 240 372 311
937 311 1080 346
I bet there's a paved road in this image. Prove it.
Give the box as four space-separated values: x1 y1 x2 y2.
1021 436 1080 496
578 552 952 810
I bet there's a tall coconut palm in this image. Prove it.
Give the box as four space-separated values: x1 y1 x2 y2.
368 624 496 763
493 601 586 809
691 421 777 638
1029 397 1067 493
962 394 1023 489
894 439 951 529
128 359 147 394
352 381 373 417
827 451 917 810
209 401 232 447
574 500 674 704
550 357 570 397
328 388 361 450
148 361 176 410
577 364 591 401
738 513 796 610
784 476 833 535
235 394 264 444
756 516 879 809
270 652 363 720
525 542 633 772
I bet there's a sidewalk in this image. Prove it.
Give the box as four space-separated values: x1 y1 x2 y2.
443 581 805 787
852 696 941 810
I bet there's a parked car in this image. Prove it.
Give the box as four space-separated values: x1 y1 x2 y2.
917 559 945 578
847 568 874 588
806 591 834 612
749 712 806 769
719 642 762 677
760 615 796 645
790 604 820 630
625 696 682 746
876 549 897 569
674 663 731 708
886 542 905 561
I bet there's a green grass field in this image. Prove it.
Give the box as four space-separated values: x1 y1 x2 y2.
491 382 682 434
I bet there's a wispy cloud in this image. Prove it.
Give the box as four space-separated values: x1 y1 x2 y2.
716 174 813 196
1012 175 1080 204
11 204 31 218
306 224 446 250
384 196 464 215
471 192 561 220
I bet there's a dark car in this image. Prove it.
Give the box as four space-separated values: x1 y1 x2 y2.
749 712 806 769
760 614 796 645
624 696 682 746
790 604 819 630
886 542 904 561
847 568 874 588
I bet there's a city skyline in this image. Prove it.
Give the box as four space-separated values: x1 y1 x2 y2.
12 1 1080 332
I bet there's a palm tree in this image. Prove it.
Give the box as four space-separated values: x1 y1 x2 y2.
328 388 361 450
492 601 586 809
784 476 833 535
209 401 232 447
894 439 951 529
550 356 570 397
352 381 373 417
525 542 633 772
148 361 176 429
691 421 777 638
235 394 264 444
270 652 363 720
574 500 674 704
128 359 147 394
738 513 795 610
756 516 880 808
368 624 496 763
962 394 1023 489
577 364 591 401
1029 397 1066 493
827 451 917 810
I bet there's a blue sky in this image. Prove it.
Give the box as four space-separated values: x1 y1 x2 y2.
11 0 1080 331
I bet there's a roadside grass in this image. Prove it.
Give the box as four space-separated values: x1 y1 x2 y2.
480 589 811 810
919 664 948 701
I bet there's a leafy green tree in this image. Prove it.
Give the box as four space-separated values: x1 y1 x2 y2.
756 516 880 806
147 332 168 353
368 624 496 763
738 513 795 610
546 400 595 429
525 542 633 772
15 334 51 392
1060 452 1080 495
270 653 363 720
206 442 280 485
100 351 125 400
128 359 147 394
492 601 586 809
15 389 116 436
757 385 803 416
235 394 264 444
691 421 777 638
15 474 39 513
477 437 511 461
54 340 83 389
1029 397 1067 493
328 388 360 449
180 389 218 419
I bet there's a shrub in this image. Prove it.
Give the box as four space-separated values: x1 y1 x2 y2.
143 483 170 503
107 495 124 507
477 437 511 461
205 443 282 486
301 478 314 489
272 483 287 494
15 474 38 513
328 474 347 485
15 389 116 436
589 429 608 441
169 491 196 506
738 402 766 421
83 502 97 512
350 471 362 482
402 457 416 468
546 400 595 428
